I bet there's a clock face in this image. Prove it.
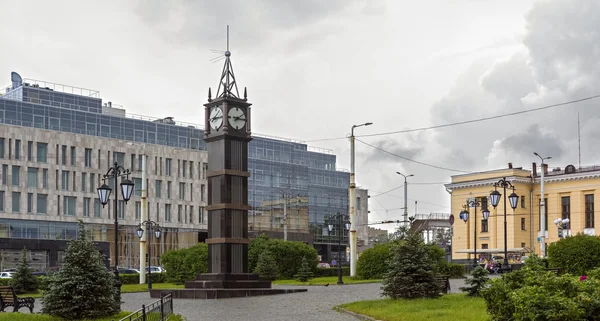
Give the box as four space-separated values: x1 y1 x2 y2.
228 107 246 130
209 106 223 130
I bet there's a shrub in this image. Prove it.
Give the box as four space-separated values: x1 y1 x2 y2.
248 233 269 273
381 231 442 299
161 243 208 284
356 243 393 279
37 276 49 291
440 262 466 278
314 266 350 278
254 250 278 281
294 257 314 282
248 236 318 279
119 273 166 285
547 233 600 275
459 266 489 296
10 248 38 294
42 221 119 319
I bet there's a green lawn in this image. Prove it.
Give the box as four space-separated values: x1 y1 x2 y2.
273 276 381 285
339 294 488 321
0 311 133 321
22 283 185 298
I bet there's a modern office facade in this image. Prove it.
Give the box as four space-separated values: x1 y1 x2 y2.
445 162 600 264
0 72 353 269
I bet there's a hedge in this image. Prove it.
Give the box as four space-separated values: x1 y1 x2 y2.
161 243 209 284
314 266 350 277
119 273 167 284
248 234 319 279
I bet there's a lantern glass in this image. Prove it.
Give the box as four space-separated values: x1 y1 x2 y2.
120 179 135 202
490 190 501 208
155 229 161 239
97 184 112 206
136 226 144 239
328 224 333 232
482 208 490 220
508 192 519 210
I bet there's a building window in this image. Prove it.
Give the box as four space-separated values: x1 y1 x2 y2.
83 198 90 217
63 196 76 216
138 155 143 172
182 160 187 178
81 173 87 193
62 171 70 191
481 244 488 249
167 181 172 199
42 169 48 189
190 205 194 223
521 196 526 208
586 194 595 228
36 143 47 163
561 196 571 221
190 183 193 201
12 166 20 186
2 165 7 185
481 219 488 232
539 198 548 231
521 242 526 248
179 183 185 200
201 184 205 202
0 191 4 212
521 218 526 230
155 180 162 198
94 198 101 217
199 207 204 224
37 194 47 214
12 192 21 213
357 197 361 209
133 178 142 197
166 158 172 176
61 145 67 165
27 167 38 188
27 141 33 161
0 138 4 159
131 154 136 171
70 147 76 166
135 201 141 220
15 139 21 160
165 204 171 222
118 200 125 219
202 162 208 179
84 148 92 167
178 205 182 222
189 162 194 179
114 152 125 166
90 173 95 193
27 193 33 213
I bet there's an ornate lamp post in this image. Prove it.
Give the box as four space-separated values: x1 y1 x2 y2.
328 213 350 285
489 177 519 271
136 221 161 290
97 162 134 309
460 199 490 267
554 218 570 238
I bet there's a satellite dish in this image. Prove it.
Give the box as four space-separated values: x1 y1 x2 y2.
10 72 22 90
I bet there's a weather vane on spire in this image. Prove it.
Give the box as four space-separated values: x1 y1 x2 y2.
210 25 241 100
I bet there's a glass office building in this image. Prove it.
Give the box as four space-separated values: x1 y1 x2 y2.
0 72 350 262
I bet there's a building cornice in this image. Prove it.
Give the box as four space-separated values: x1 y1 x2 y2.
534 171 600 184
445 176 532 191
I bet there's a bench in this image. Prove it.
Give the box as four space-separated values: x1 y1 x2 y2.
0 286 35 313
434 275 450 294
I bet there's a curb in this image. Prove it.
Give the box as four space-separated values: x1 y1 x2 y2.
334 307 383 321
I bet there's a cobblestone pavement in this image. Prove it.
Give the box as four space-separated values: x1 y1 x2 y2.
26 278 478 319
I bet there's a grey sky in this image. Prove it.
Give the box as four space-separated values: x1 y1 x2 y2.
2 0 597 231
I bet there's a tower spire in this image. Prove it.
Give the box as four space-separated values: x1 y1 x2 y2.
215 25 241 99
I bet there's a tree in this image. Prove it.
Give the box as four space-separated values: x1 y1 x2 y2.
460 266 489 296
162 243 209 284
547 233 600 275
254 250 278 281
42 221 119 320
294 257 314 282
10 248 37 294
356 243 393 279
382 230 441 299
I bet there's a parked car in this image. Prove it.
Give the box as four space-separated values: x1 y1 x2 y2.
0 272 14 279
118 268 140 274
317 263 331 268
146 266 166 273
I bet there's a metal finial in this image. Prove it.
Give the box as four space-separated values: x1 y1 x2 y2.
208 87 212 101
244 87 247 100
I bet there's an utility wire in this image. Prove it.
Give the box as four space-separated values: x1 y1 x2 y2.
370 185 404 198
355 138 470 173
305 94 600 142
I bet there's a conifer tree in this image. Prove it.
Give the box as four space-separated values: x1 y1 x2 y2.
294 257 314 282
382 230 441 299
254 250 278 281
10 248 38 294
460 266 489 296
42 221 119 319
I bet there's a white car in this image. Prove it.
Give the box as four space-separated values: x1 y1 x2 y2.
146 266 166 273
0 272 14 278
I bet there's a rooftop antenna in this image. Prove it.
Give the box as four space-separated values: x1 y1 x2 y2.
578 112 582 169
210 25 240 99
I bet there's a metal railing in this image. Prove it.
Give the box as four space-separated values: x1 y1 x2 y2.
116 292 174 321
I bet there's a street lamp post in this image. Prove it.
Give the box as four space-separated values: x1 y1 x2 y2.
349 122 373 277
328 213 350 285
396 172 414 227
489 177 519 272
136 221 161 290
97 162 135 309
460 199 490 267
534 152 551 257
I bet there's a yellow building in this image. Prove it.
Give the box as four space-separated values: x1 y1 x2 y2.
445 162 600 264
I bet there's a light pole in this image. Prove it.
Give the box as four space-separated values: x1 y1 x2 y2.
534 152 551 257
554 218 570 238
349 122 373 277
328 213 350 285
128 142 149 284
489 178 519 272
460 199 490 267
136 221 161 290
396 172 414 227
97 162 135 309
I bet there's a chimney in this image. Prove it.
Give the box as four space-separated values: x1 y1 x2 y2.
543 163 548 175
108 101 112 108
508 162 513 169
532 162 537 178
